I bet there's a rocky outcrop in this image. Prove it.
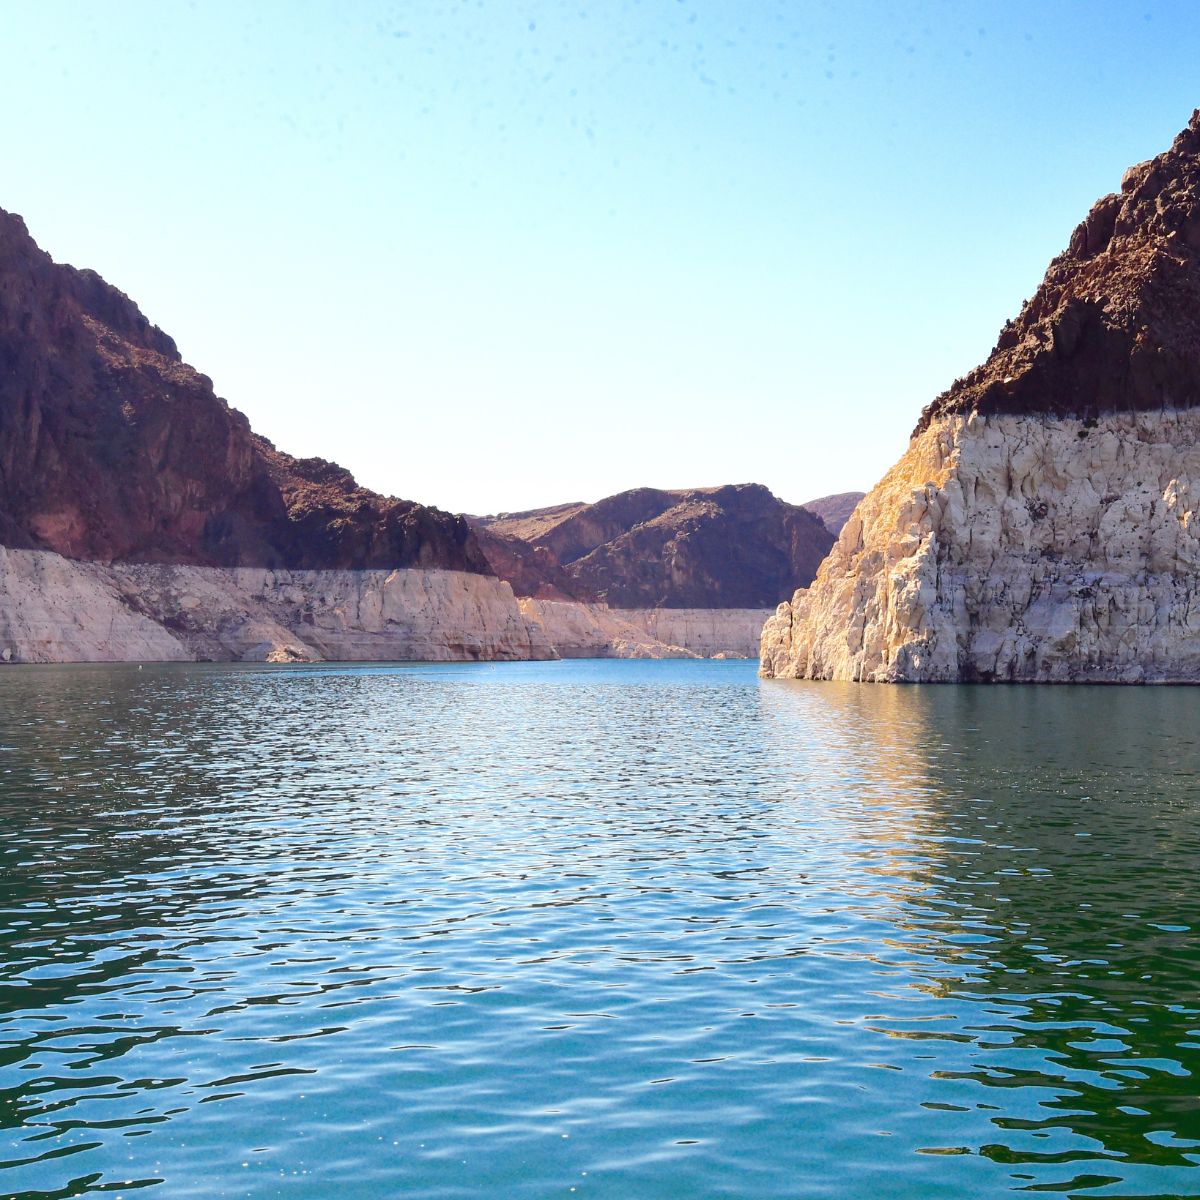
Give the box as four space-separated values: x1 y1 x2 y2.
0 547 553 664
521 599 771 659
801 491 865 535
0 207 486 572
917 113 1200 435
0 206 561 663
763 111 1200 684
473 483 833 609
763 410 1200 682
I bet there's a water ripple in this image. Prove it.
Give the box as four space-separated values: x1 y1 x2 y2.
0 660 1198 1197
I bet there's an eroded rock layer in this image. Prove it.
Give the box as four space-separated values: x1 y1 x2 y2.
0 547 766 664
521 599 771 659
763 111 1200 684
0 548 552 664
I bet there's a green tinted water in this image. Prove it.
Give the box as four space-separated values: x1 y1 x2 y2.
0 660 1198 1198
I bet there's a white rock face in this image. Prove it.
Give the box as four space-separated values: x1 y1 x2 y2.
0 548 766 664
0 547 192 664
0 549 555 664
761 409 1200 683
521 599 772 659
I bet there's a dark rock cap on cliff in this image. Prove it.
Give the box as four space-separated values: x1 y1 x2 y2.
918 109 1200 433
472 483 834 608
0 208 488 572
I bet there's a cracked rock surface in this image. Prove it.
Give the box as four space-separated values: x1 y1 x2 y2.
761 411 1200 682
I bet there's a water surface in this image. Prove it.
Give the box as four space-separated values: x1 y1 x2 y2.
1 659 1198 1198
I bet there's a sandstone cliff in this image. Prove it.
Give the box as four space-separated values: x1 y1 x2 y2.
762 110 1200 684
473 483 833 609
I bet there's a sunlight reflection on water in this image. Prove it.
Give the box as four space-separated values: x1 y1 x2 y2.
0 660 1198 1199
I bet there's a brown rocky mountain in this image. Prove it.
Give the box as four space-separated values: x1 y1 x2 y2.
469 522 583 601
918 109 1200 433
801 491 865 535
0 208 486 571
472 484 834 608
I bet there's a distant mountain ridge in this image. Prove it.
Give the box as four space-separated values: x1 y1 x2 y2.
801 491 865 535
471 483 835 609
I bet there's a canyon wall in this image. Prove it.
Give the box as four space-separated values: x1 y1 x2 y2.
0 209 487 574
0 203 540 664
1 208 831 663
0 548 765 664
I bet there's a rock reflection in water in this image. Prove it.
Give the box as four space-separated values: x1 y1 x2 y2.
761 679 1200 1193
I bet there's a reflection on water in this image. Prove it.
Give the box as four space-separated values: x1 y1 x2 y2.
0 660 1197 1198
764 682 1200 1195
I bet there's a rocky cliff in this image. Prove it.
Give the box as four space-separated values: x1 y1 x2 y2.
0 208 566 663
473 483 834 609
0 548 553 664
0 546 769 664
762 111 1200 683
2 210 796 667
0 208 485 572
0 205 823 664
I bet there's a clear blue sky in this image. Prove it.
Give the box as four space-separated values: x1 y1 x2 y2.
3 1 1198 514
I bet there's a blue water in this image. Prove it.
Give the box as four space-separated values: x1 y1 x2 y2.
1 658 1199 1198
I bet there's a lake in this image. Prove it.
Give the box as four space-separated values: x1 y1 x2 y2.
1 659 1198 1199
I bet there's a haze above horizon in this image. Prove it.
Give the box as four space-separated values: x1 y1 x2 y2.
4 1 1199 515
